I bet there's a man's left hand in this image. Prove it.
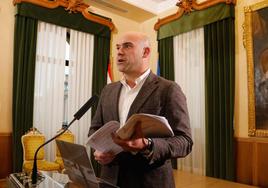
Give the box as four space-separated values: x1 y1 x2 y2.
111 122 148 152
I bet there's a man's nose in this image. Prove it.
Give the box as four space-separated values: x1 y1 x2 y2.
117 47 124 55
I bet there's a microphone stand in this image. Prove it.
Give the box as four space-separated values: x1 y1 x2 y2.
31 118 76 185
31 95 98 185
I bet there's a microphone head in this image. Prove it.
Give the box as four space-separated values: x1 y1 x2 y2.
74 95 99 120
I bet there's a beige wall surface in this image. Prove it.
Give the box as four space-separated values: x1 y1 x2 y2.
0 0 15 133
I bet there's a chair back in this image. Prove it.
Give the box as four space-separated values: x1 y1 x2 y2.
55 129 75 157
21 128 45 161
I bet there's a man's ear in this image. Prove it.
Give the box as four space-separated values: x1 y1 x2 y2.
142 47 150 58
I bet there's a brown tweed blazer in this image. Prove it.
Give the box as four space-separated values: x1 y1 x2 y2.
89 72 193 188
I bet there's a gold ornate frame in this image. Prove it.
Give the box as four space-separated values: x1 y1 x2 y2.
244 0 268 137
13 0 115 31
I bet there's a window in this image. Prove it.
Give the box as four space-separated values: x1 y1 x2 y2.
63 31 70 127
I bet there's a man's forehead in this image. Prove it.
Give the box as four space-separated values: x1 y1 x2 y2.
116 41 134 46
117 36 136 44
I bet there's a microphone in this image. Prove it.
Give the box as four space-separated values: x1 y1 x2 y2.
31 95 99 185
74 95 99 120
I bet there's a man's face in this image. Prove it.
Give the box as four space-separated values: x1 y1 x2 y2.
115 34 144 75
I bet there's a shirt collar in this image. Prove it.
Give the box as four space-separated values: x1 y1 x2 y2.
120 69 151 88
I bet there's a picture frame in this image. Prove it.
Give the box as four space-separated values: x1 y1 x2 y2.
244 0 268 137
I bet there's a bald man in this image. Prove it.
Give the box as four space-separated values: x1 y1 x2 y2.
88 32 193 188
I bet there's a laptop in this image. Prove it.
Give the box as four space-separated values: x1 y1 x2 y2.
56 140 119 188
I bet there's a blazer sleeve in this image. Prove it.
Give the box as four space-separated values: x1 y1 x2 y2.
150 82 193 163
88 87 105 137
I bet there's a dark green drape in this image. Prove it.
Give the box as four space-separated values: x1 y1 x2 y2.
91 36 111 177
158 36 174 81
158 3 234 40
204 17 235 181
17 3 111 38
158 37 176 169
157 3 235 175
12 15 38 172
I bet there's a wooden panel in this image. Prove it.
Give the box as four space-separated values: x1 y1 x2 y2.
235 138 254 185
235 137 268 188
256 142 268 187
173 170 257 188
0 133 12 179
0 179 7 188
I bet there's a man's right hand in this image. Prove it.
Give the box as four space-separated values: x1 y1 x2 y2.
93 150 116 165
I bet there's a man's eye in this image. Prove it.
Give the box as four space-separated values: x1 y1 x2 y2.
123 44 132 49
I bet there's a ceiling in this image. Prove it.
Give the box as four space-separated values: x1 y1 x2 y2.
85 0 178 22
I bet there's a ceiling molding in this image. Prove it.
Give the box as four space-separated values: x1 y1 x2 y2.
87 0 156 22
123 0 177 14
157 0 179 13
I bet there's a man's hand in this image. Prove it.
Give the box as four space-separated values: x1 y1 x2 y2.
94 150 116 165
111 122 148 152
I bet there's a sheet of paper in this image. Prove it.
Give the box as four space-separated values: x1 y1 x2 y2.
116 113 174 140
86 121 123 154
87 113 174 154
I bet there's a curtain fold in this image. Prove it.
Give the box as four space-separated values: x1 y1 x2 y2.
174 28 206 175
92 36 110 105
12 15 38 172
33 21 66 161
158 36 177 169
68 29 94 145
91 35 110 176
204 17 235 181
158 36 174 81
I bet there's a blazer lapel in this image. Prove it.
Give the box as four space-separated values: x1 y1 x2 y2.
127 72 159 118
110 82 122 121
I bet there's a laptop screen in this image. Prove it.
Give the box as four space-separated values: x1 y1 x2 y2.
56 140 119 188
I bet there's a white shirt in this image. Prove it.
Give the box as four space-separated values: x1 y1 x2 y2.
118 69 151 127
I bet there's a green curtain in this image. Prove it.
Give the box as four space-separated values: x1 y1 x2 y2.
17 3 111 38
12 15 38 172
158 36 175 81
91 35 111 177
158 36 176 169
12 2 112 173
158 3 234 40
157 2 235 179
204 17 235 181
